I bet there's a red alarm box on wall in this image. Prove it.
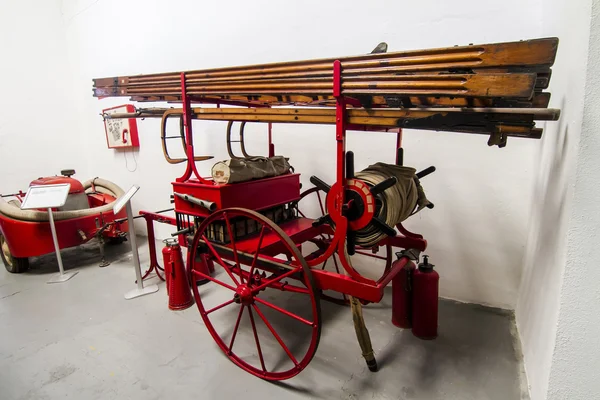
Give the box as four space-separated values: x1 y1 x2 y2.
103 104 140 149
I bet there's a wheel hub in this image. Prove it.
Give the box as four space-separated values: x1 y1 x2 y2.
234 284 254 305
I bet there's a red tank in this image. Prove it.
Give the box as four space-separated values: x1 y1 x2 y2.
30 170 85 194
162 241 176 295
411 255 439 340
391 254 416 329
164 240 194 310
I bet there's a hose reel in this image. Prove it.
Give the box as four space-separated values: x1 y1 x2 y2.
310 152 434 253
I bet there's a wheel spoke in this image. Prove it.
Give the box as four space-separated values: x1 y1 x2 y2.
192 269 236 291
320 258 329 270
317 191 325 216
248 225 267 278
228 305 245 354
205 298 235 315
247 305 267 372
332 253 341 274
251 266 302 294
202 235 240 286
224 212 243 283
254 297 313 326
252 304 299 366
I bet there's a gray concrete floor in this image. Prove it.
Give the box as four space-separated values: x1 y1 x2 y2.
0 238 526 400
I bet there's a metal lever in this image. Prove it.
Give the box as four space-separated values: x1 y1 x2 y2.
370 176 397 196
415 167 436 209
371 217 397 237
347 230 356 255
171 227 192 237
416 166 436 179
310 176 331 193
346 151 355 179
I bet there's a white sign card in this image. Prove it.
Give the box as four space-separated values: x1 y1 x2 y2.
21 184 71 210
113 185 140 213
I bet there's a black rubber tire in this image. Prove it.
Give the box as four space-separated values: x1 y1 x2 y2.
0 233 30 273
107 236 127 245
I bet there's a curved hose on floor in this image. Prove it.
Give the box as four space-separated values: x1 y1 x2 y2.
0 178 125 222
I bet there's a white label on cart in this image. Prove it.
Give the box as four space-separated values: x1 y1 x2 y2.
21 184 71 210
113 185 140 213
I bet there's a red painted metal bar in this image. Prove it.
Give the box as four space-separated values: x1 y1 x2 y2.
384 234 427 252
310 254 414 303
247 306 268 372
252 304 300 366
333 60 346 186
202 234 241 286
248 226 267 278
268 122 275 157
205 299 235 315
395 128 403 165
255 297 313 326
331 59 376 284
396 222 425 240
140 214 165 281
376 254 411 287
250 266 303 294
228 306 244 353
192 269 237 291
138 210 180 282
178 73 210 184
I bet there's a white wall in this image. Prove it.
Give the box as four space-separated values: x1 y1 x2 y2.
516 0 594 399
0 0 88 193
546 0 600 398
58 0 546 309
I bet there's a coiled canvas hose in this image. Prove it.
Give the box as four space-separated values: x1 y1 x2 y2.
0 178 125 222
354 163 429 247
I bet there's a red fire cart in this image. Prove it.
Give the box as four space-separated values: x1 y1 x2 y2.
93 38 560 380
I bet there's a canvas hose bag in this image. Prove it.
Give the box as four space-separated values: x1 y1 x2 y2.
211 156 293 184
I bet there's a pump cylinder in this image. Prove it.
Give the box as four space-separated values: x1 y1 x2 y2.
411 256 439 339
391 257 415 329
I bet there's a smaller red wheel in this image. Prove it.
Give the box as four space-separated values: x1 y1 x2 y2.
296 187 393 303
188 208 321 380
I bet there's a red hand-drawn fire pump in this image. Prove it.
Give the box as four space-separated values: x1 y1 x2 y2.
93 38 560 380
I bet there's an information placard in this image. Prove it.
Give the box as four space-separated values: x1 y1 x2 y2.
21 184 71 210
113 185 140 213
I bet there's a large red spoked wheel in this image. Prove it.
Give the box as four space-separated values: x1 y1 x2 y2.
188 208 321 380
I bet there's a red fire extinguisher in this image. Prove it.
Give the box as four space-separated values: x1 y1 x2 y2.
162 238 194 310
411 255 439 340
391 254 416 329
162 240 176 295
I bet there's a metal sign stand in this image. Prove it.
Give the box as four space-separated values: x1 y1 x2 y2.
115 186 159 300
47 207 79 283
20 184 78 284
